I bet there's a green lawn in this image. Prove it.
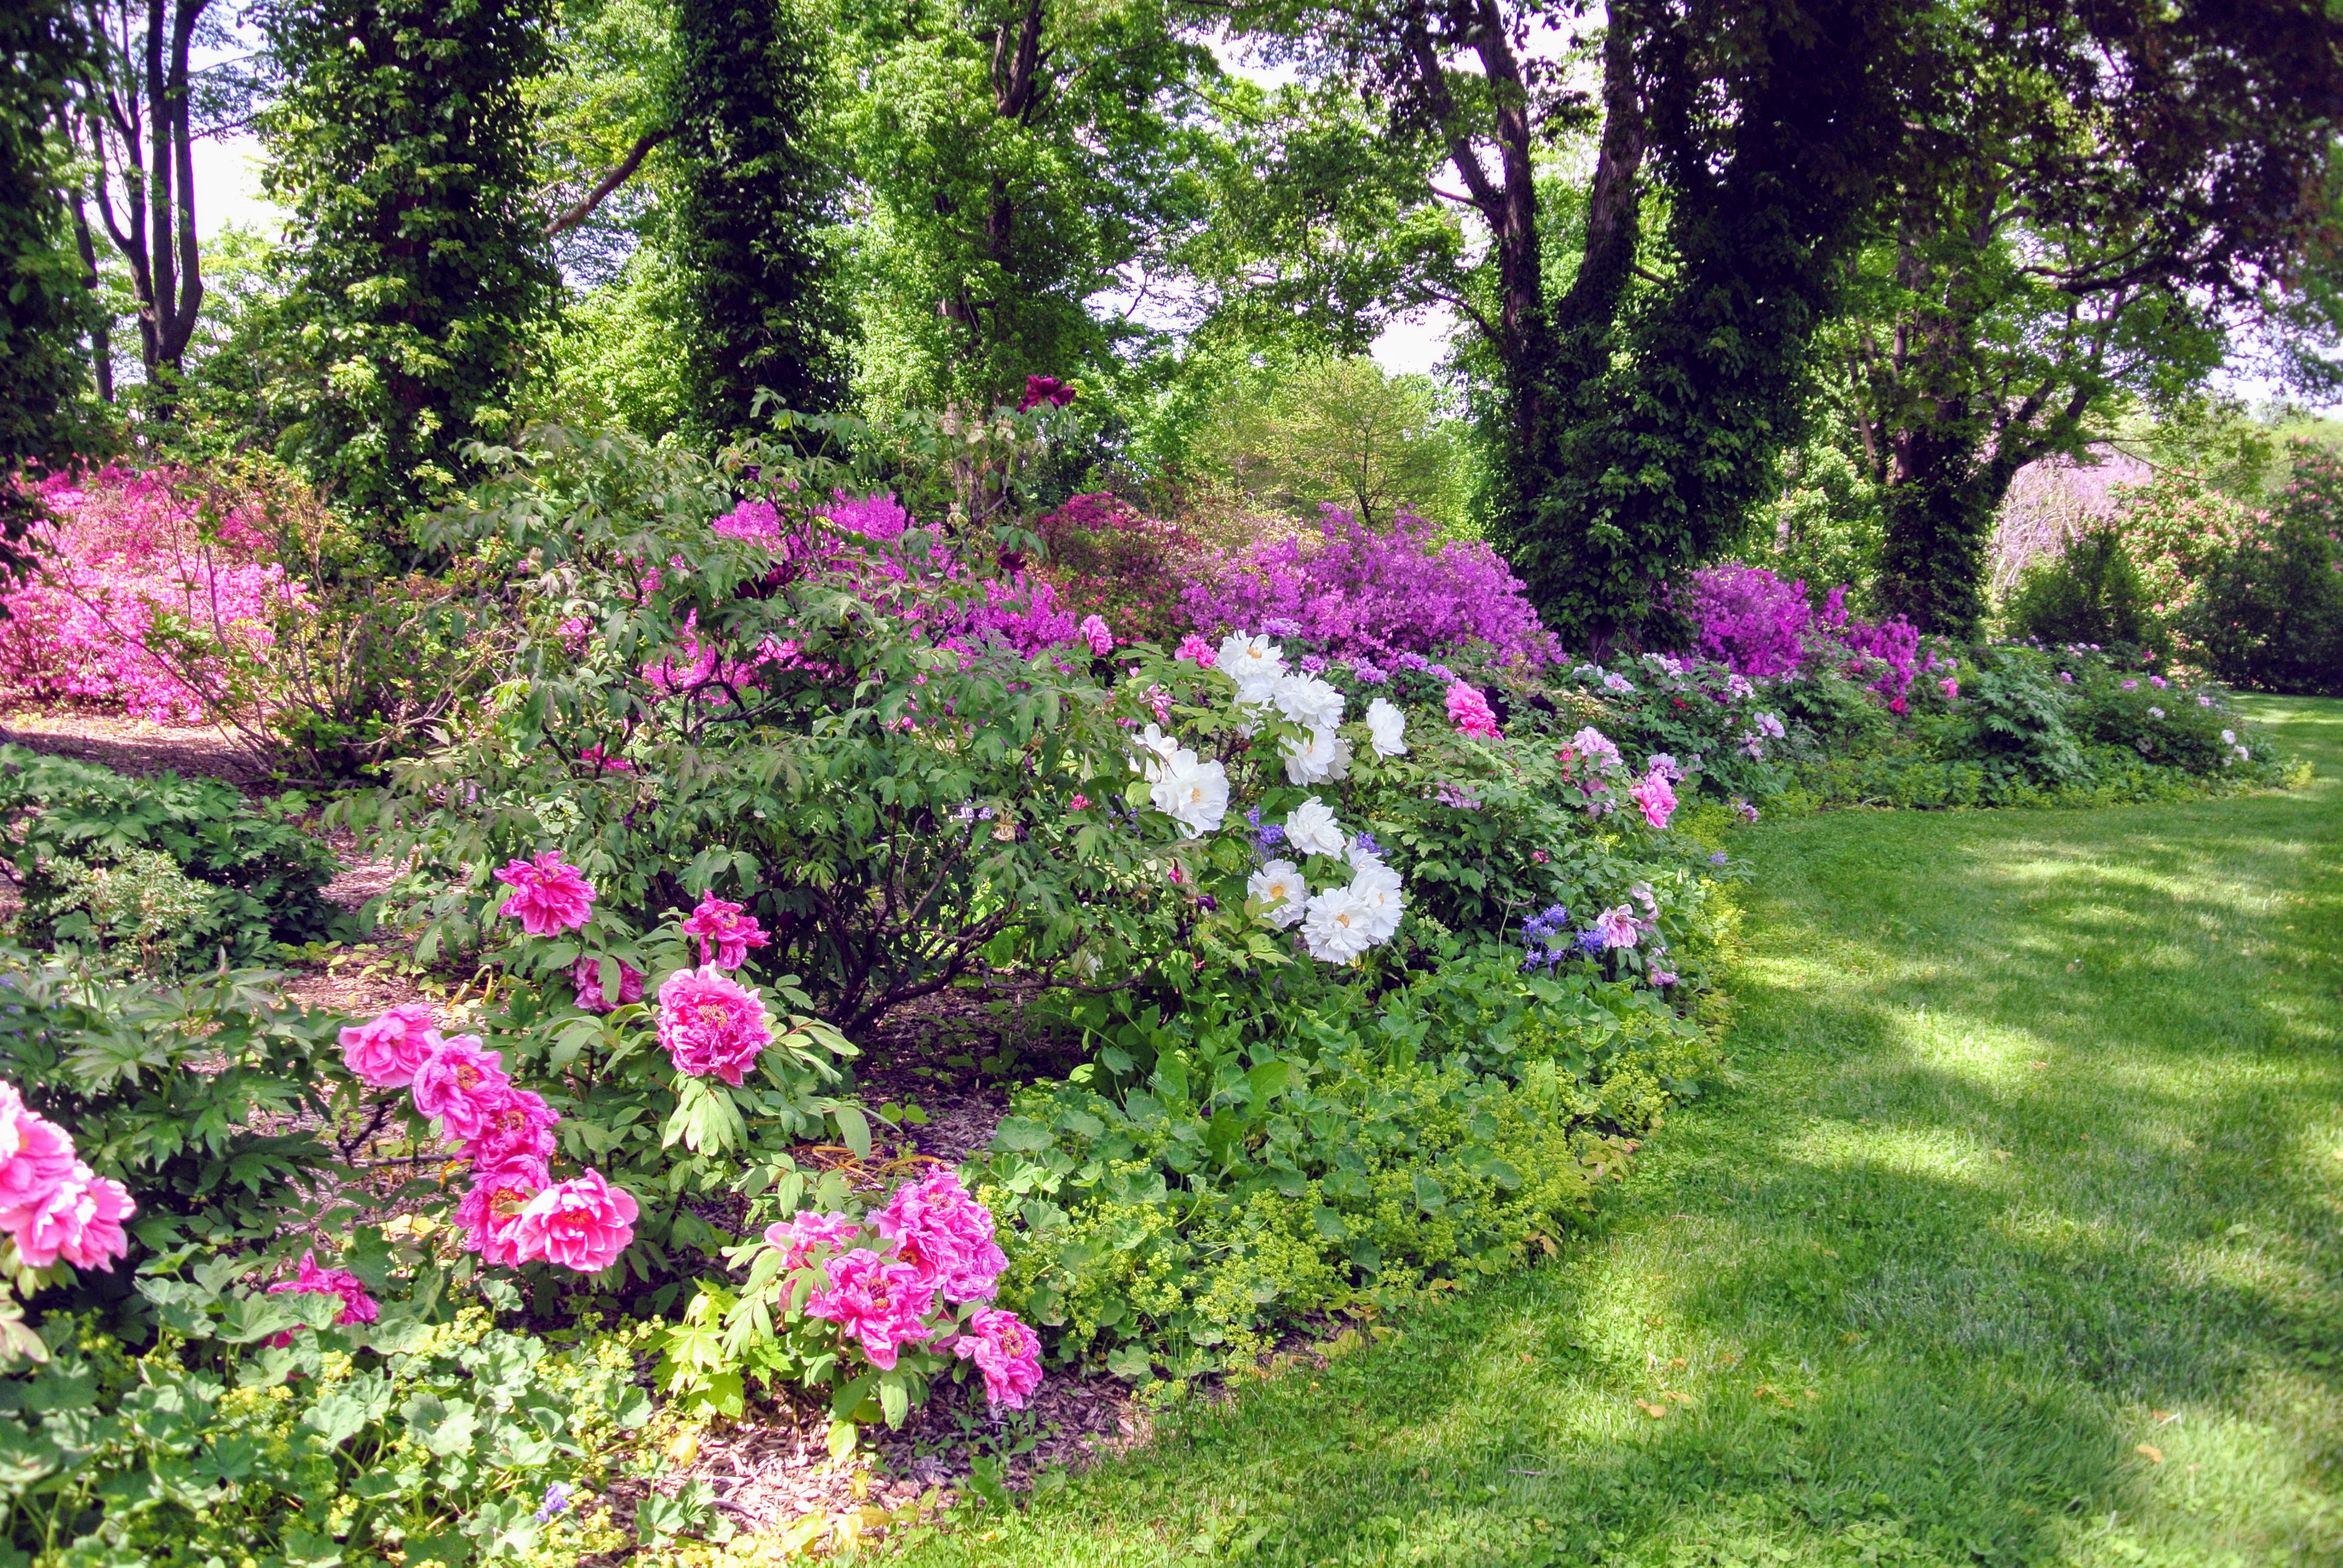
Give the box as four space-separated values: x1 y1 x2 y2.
901 696 2343 1567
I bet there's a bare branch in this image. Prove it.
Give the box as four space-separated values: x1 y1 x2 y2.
542 126 673 240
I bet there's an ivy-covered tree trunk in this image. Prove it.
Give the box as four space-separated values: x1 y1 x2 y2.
669 0 849 437
258 0 557 535
0 1 101 580
1500 0 1907 652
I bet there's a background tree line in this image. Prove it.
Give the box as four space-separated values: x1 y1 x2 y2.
4 0 2341 653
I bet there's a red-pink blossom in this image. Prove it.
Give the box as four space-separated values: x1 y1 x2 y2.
951 1307 1044 1410
460 1088 560 1170
511 1169 638 1273
764 1209 863 1271
655 965 773 1086
0 1087 79 1222
493 853 596 935
1445 682 1502 739
806 1248 937 1370
1175 633 1216 667
410 1036 515 1143
266 1250 379 1344
459 1156 551 1267
11 1161 134 1271
1078 614 1113 654
680 893 768 972
338 1005 439 1088
570 955 645 1013
1628 767 1677 830
874 1168 1007 1303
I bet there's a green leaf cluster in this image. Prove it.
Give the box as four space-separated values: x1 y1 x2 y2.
0 747 340 972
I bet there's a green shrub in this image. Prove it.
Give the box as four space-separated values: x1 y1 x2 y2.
2186 444 2343 696
0 748 339 970
2002 524 2161 652
0 949 372 1323
973 948 1720 1379
0 1302 683 1566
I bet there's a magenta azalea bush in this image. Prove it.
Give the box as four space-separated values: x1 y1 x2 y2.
1685 562 1919 705
1 466 309 723
1181 506 1560 667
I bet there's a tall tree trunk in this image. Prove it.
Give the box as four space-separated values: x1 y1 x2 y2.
70 194 113 403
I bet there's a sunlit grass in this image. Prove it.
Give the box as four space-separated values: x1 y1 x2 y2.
887 696 2343 1568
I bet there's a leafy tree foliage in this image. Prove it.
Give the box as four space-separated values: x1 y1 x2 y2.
257 0 559 528
1854 0 2343 635
668 0 853 433
842 0 1217 408
0 1 100 579
1193 354 1460 529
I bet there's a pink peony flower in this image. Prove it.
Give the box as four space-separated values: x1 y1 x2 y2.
459 1156 551 1267
1650 970 1680 987
0 1087 79 1223
874 1168 1008 1303
410 1037 515 1143
511 1169 638 1273
1446 682 1502 739
952 1307 1044 1410
1628 767 1677 830
1078 614 1114 655
461 1088 560 1170
11 1162 134 1271
806 1248 938 1370
1940 677 1959 699
266 1250 379 1344
764 1209 863 1271
338 1006 439 1088
570 955 645 1013
655 965 773 1086
1175 633 1216 667
493 853 597 935
1068 793 1090 811
680 893 769 972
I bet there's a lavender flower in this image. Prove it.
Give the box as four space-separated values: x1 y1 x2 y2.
537 1483 575 1522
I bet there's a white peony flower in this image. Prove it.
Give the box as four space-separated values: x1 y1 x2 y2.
1151 753 1230 835
1132 724 1190 782
1271 673 1346 732
1283 796 1347 857
1365 697 1407 757
2221 729 2236 745
1348 855 1405 943
1283 726 1350 785
1300 884 1378 964
1247 859 1309 928
1216 634 1287 704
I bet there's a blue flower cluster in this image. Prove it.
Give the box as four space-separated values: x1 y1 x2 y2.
1519 904 1573 972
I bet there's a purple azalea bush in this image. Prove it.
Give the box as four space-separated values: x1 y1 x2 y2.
1684 563 1919 707
1180 506 1561 667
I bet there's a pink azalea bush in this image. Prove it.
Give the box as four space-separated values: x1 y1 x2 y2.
1683 563 1919 705
1180 506 1560 667
655 965 773 1085
0 1082 134 1275
0 466 310 723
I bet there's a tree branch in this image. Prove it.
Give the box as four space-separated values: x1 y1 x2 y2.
542 126 672 239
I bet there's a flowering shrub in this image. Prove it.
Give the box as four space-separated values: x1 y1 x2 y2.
1683 563 1919 705
1180 506 1560 667
656 1166 1041 1428
0 465 310 724
1028 491 1196 647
